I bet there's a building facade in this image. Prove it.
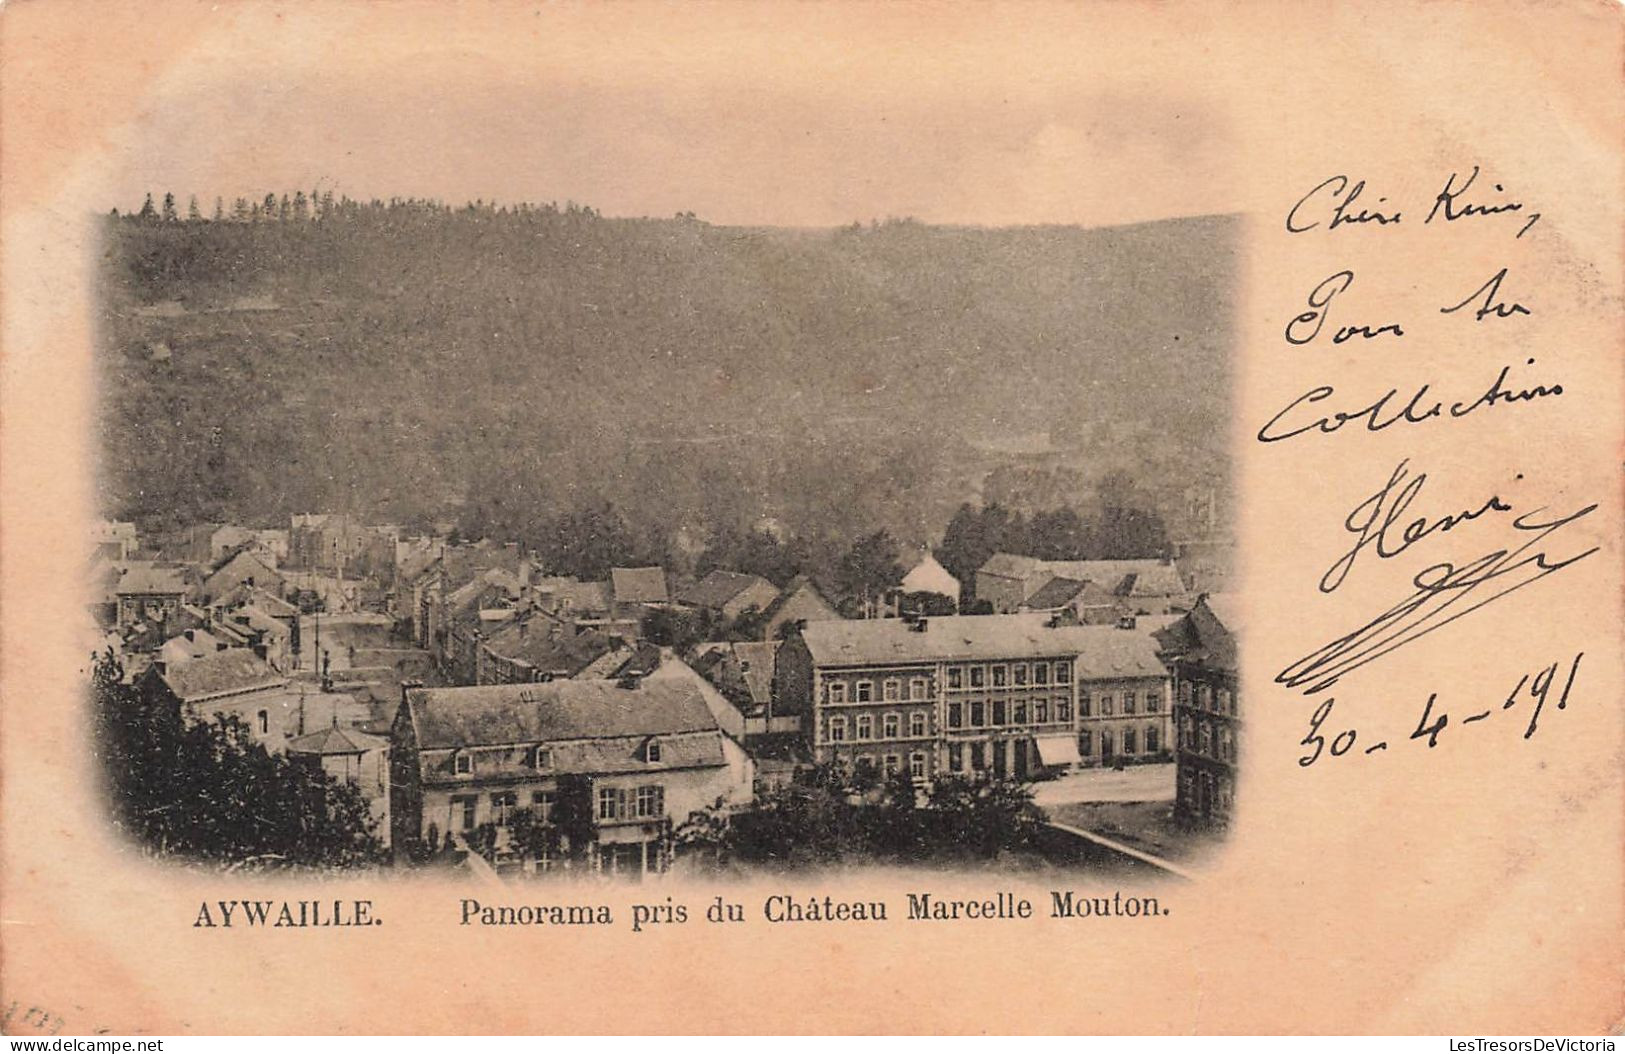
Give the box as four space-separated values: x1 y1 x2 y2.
390 678 754 877
1166 595 1240 826
779 615 1172 784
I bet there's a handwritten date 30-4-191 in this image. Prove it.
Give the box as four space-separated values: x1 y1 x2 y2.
1298 652 1583 768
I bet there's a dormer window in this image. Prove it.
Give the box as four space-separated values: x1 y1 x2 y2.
645 739 662 764
454 752 472 775
534 747 553 770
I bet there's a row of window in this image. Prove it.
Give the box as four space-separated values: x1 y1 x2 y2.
827 676 930 704
945 697 1072 730
598 785 665 822
945 660 1071 690
459 789 559 829
1178 769 1236 818
1178 681 1237 716
827 710 930 742
453 745 557 776
822 660 1082 703
1080 690 1162 717
945 740 1011 773
1179 717 1237 761
450 739 665 777
850 752 930 779
450 783 667 830
1078 725 1162 757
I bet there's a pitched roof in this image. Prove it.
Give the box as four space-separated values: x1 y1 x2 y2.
394 542 443 583
977 553 1186 598
287 725 389 756
1038 559 1185 597
116 564 189 595
533 576 612 615
680 570 775 610
607 641 665 679
694 640 780 709
404 678 720 750
1021 576 1092 610
762 576 841 625
233 604 292 637
1177 593 1240 670
160 629 226 660
481 620 614 675
899 552 960 595
1047 626 1171 679
978 552 1044 579
1201 593 1242 634
156 649 286 700
800 613 1090 666
611 566 669 605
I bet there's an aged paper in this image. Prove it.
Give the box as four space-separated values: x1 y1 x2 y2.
1 0 1620 1036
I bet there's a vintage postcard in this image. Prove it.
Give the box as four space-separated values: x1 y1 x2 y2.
0 0 1620 1036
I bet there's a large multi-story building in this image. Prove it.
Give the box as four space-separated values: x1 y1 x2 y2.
1163 594 1240 826
775 614 1171 783
389 678 754 876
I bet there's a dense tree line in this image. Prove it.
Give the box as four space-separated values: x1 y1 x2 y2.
937 475 1173 600
674 764 1048 869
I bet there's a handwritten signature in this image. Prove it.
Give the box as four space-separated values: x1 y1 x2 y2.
1278 468 1598 693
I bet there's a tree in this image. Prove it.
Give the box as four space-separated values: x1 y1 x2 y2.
213 196 225 221
724 605 769 641
552 773 597 863
1092 472 1171 559
1027 507 1089 559
161 192 178 222
672 796 734 870
136 193 157 221
924 774 1046 858
897 590 956 618
187 195 202 222
938 502 1014 592
90 650 382 869
835 530 902 617
641 606 704 651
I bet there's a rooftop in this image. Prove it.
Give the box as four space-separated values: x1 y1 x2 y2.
155 649 286 701
287 725 389 756
978 553 1186 597
611 566 669 605
680 569 775 611
801 613 1089 666
116 564 189 596
404 677 719 750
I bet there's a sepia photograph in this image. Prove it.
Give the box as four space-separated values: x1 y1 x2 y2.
92 186 1239 882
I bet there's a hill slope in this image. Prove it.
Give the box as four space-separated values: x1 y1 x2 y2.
98 205 1237 548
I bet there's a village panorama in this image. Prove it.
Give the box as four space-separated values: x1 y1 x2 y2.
93 192 1241 882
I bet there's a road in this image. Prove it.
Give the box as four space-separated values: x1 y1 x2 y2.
1030 762 1175 807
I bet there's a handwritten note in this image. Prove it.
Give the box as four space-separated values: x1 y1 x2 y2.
1262 168 1596 758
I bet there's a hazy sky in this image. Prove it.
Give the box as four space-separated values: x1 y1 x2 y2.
41 3 1243 227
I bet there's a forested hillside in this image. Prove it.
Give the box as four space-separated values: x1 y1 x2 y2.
98 197 1236 555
